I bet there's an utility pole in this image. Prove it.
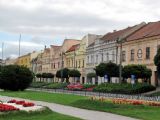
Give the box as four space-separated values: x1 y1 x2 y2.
19 34 21 57
119 39 123 83
61 52 64 82
73 50 76 83
1 42 4 65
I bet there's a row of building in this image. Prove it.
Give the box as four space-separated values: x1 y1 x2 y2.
3 21 160 86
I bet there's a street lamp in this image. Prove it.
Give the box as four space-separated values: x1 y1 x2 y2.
117 37 125 83
60 52 65 82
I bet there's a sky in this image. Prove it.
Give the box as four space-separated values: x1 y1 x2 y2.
0 0 160 59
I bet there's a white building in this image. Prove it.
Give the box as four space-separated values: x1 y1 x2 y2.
86 22 146 84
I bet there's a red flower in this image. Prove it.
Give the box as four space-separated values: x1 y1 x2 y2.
23 102 35 107
0 103 19 112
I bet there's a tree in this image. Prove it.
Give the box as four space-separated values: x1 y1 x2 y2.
69 69 81 77
36 73 42 82
94 63 106 77
122 64 152 82
105 62 119 82
154 48 160 80
94 62 119 82
0 65 33 91
56 68 69 82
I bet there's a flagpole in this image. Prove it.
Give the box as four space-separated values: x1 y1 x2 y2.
1 42 4 66
19 34 21 57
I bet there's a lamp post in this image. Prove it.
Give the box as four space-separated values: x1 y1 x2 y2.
61 52 65 82
73 50 76 83
1 42 4 66
117 37 125 83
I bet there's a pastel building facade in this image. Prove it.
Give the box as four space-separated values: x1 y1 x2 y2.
16 53 31 68
49 39 80 82
86 22 146 84
65 34 102 83
122 21 160 86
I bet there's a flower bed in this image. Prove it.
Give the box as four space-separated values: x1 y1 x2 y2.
112 98 160 106
67 83 96 91
8 99 35 107
0 103 19 112
89 96 160 107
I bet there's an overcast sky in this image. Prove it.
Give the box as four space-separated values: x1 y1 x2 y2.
0 0 160 59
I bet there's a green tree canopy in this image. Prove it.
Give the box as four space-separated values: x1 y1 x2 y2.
94 62 119 78
56 68 69 79
94 63 106 77
154 48 160 79
69 69 81 77
122 64 152 79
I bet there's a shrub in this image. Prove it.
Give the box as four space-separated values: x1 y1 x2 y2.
0 65 33 91
44 83 68 89
93 83 156 94
30 82 51 88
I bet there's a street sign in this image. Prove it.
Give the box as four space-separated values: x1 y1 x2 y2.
104 74 108 83
131 75 135 85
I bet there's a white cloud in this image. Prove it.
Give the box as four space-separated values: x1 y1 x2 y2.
0 0 160 58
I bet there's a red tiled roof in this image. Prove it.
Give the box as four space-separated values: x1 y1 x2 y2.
66 44 80 53
101 26 135 41
127 21 160 41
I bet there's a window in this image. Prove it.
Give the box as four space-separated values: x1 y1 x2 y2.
54 63 55 68
62 61 64 67
58 62 60 68
122 51 126 62
146 47 150 59
101 53 103 62
69 60 70 67
130 49 134 61
82 59 84 68
71 59 73 67
87 56 89 63
76 60 77 68
106 53 109 61
79 60 81 68
112 51 115 61
96 55 98 63
137 49 142 59
91 55 94 63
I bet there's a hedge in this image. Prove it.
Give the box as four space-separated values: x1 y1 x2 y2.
93 83 156 94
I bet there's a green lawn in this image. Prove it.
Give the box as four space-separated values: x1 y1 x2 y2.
0 91 160 120
148 92 160 96
0 108 82 120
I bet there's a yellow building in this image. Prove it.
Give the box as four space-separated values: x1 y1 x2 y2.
66 34 100 84
122 21 160 86
17 53 31 68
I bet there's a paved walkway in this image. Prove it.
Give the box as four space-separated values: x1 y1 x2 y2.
142 87 160 95
0 95 138 120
